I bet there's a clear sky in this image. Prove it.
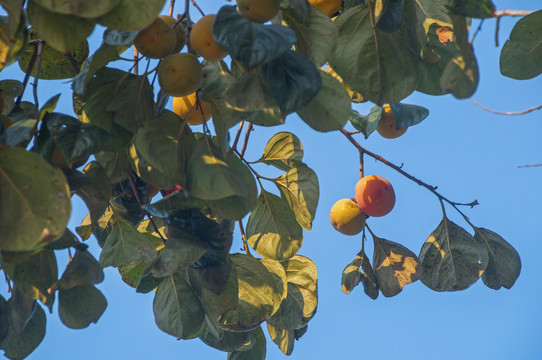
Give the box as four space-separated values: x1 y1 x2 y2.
1 1 541 359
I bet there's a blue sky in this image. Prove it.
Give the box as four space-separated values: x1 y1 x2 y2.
1 1 541 359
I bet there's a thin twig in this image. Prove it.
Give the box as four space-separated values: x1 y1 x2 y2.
493 9 534 47
32 41 44 116
518 163 542 168
237 220 252 256
340 129 478 220
231 121 245 153
15 42 39 107
240 123 254 158
359 148 364 179
128 174 167 244
133 48 139 75
65 52 80 74
191 0 205 16
470 98 542 116
169 0 175 17
469 19 485 46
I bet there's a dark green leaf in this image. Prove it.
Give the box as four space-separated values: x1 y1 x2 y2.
267 323 294 355
0 295 7 343
451 0 495 18
95 149 131 183
8 289 36 334
33 0 120 18
0 80 23 115
50 250 104 292
255 131 304 172
58 283 107 329
246 191 303 261
200 325 254 352
98 0 167 31
213 5 297 68
75 161 112 226
227 326 266 360
349 106 382 138
377 0 405 32
389 103 429 129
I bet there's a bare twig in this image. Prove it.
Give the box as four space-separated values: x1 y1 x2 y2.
240 122 254 158
237 220 252 256
15 42 39 107
469 19 485 46
470 98 542 116
32 41 45 116
359 148 364 179
191 0 205 17
518 163 542 168
133 48 139 75
231 121 245 153
493 9 534 46
341 129 478 219
169 0 175 17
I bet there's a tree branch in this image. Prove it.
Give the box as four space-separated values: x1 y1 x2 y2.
470 98 542 116
240 122 253 159
32 41 45 116
518 163 542 168
493 9 534 46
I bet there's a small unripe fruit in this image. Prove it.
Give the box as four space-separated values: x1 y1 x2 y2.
134 17 177 59
330 198 366 236
236 0 280 23
190 15 228 61
172 92 212 125
355 175 396 217
309 0 342 16
159 15 187 53
158 53 202 97
377 104 407 139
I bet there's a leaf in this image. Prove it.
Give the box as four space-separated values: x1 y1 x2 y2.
129 144 179 190
99 217 158 268
261 50 322 114
75 161 112 226
8 289 36 334
95 149 131 183
227 326 266 360
259 258 288 305
255 131 304 172
213 5 297 69
377 0 405 32
58 284 107 329
372 235 422 297
284 5 338 67
473 227 521 290
266 255 318 330
0 295 7 343
273 162 319 230
98 0 166 31
223 70 279 113
349 106 382 138
0 11 28 72
0 80 23 115
419 216 489 292
49 250 104 292
246 191 303 261
451 0 495 18
280 0 311 25
297 70 351 132
0 301 46 360
0 147 71 252
389 103 430 129
32 0 120 18
199 325 255 352
219 254 284 332
187 137 247 201
329 4 419 104
267 323 294 356
27 0 96 53
0 118 37 147
341 252 363 294
153 273 205 340
500 10 542 80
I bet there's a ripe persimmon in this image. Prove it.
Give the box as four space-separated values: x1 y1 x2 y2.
172 92 212 125
355 175 396 217
157 53 202 96
236 0 280 23
189 15 227 61
134 16 177 59
330 198 366 235
159 15 186 53
377 104 407 139
309 0 342 16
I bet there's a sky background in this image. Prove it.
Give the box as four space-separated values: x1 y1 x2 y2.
1 0 541 359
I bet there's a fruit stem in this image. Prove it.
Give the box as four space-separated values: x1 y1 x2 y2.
340 128 478 219
169 0 175 17
191 0 205 17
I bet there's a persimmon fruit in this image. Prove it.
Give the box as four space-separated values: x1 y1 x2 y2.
330 198 366 235
355 175 396 217
189 15 227 61
159 15 186 53
157 53 202 96
309 0 342 16
377 104 407 139
172 92 212 125
236 0 280 23
134 16 177 59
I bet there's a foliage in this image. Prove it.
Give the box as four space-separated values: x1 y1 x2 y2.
0 0 534 358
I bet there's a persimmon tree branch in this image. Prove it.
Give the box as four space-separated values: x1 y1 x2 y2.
470 98 542 115
15 41 39 107
340 128 478 219
240 122 253 158
237 220 252 256
494 9 534 46
191 0 205 17
231 121 245 153
32 40 44 116
169 0 175 17
518 163 542 168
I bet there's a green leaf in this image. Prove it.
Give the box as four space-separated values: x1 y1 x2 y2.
227 326 266 360
389 103 430 129
219 254 284 332
500 10 542 80
0 12 28 72
267 323 294 355
284 5 338 67
58 283 107 329
246 191 303 261
266 255 318 330
376 0 405 32
0 295 7 343
473 227 521 290
27 0 95 53
0 118 37 147
0 80 23 115
200 325 255 352
32 0 120 18
224 70 279 112
9 288 38 334
255 131 304 172
0 301 46 360
329 4 419 104
419 216 489 292
261 50 322 114
0 0 24 38
349 106 382 138
273 162 319 231
372 235 422 297
99 217 158 268
280 0 311 25
18 37 89 80
187 137 247 201
143 193 205 219
50 250 104 292
75 161 112 226
95 149 131 183
129 144 179 190
451 0 495 18
297 70 351 132
259 258 288 306
0 147 70 252
213 5 297 69
98 0 167 31
341 251 363 294
153 273 205 340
